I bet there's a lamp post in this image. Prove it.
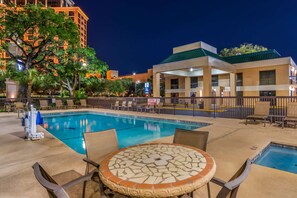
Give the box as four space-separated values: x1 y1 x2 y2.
79 61 87 89
135 80 140 96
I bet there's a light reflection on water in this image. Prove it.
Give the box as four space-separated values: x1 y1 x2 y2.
43 113 207 154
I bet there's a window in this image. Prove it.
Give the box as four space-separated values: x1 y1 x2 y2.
212 75 219 86
236 91 243 106
260 70 276 85
236 73 243 86
171 79 179 89
69 11 74 17
47 0 60 7
16 0 25 6
190 77 198 88
27 0 35 4
39 0 46 6
260 90 276 105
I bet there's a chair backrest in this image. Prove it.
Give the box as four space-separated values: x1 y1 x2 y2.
66 100 74 106
80 99 87 107
173 128 209 151
217 159 252 198
114 101 119 107
39 100 48 108
254 101 270 116
56 100 63 107
287 102 297 117
32 162 69 198
83 129 119 166
127 101 132 107
121 101 126 106
15 102 24 109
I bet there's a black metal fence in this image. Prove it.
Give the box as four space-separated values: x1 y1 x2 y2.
1 96 297 120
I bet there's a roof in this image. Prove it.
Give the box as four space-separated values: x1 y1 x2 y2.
222 50 281 64
160 48 225 64
160 49 282 65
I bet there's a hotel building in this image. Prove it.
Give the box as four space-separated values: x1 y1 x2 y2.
0 0 88 98
153 41 297 99
0 0 88 55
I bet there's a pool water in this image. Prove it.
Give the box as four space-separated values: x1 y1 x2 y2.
43 112 208 154
254 143 297 174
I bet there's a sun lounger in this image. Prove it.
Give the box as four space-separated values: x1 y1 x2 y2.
39 100 50 110
55 99 65 109
66 99 77 109
284 102 297 127
246 101 270 126
80 99 91 108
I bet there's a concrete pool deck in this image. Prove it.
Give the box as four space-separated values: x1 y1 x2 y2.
0 108 296 197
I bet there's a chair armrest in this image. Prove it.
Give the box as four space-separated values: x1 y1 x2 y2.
83 157 100 169
62 170 98 190
210 177 227 186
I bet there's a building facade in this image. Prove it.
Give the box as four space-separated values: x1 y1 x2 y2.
0 0 88 48
153 41 297 100
0 0 88 98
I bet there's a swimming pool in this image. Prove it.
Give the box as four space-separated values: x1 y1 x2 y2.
43 111 209 154
254 143 297 174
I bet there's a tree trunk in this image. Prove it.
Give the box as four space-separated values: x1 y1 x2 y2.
27 81 32 104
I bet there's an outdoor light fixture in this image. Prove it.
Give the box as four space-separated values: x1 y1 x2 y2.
133 72 136 75
190 68 193 72
82 62 87 67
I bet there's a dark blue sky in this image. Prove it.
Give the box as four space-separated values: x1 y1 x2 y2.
76 0 297 75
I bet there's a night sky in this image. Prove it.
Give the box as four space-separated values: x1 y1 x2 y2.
75 0 297 75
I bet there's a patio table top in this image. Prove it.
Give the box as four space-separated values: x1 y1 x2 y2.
99 143 216 198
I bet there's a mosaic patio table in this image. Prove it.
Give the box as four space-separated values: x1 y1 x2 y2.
99 143 216 198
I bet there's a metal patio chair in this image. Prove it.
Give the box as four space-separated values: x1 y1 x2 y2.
15 101 25 118
182 159 252 198
246 101 271 126
111 101 119 110
127 101 133 111
32 162 105 198
83 129 120 174
119 101 127 110
173 128 209 151
157 102 164 114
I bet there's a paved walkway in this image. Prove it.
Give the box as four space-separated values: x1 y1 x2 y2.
0 109 296 197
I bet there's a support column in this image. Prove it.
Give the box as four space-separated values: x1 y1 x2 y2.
203 66 212 109
184 77 190 97
230 73 236 96
153 72 160 97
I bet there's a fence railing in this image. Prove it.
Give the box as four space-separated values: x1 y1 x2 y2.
1 96 297 120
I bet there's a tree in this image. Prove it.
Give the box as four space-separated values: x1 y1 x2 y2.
46 46 108 96
219 43 268 57
0 4 79 100
32 74 59 95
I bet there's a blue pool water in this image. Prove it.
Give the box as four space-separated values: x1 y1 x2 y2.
254 143 297 174
43 112 208 154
